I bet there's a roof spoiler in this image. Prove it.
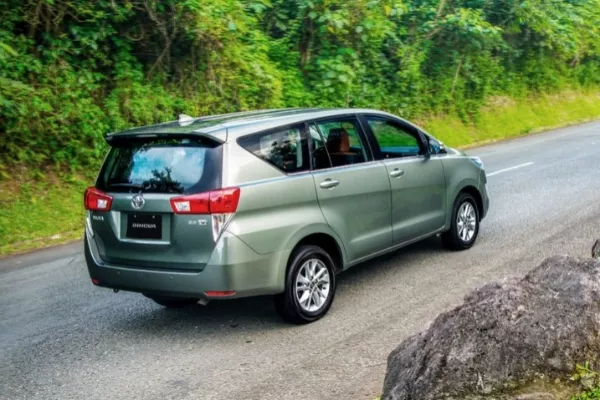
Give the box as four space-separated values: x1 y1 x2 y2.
104 113 229 145
105 130 226 145
105 118 227 145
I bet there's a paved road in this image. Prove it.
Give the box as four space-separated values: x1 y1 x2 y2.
2 121 600 400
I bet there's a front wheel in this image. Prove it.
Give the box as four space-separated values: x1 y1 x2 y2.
274 245 337 324
144 295 199 308
442 193 480 251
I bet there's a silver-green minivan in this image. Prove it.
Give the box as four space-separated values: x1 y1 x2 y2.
85 108 489 323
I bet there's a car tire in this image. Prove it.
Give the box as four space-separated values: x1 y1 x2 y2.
144 295 199 308
442 192 480 251
274 245 337 324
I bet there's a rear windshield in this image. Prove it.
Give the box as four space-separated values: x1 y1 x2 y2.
97 138 222 194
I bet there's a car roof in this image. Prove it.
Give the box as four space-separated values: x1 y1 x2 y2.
105 108 401 143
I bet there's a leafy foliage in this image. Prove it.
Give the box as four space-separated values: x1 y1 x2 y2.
0 0 599 173
572 362 600 399
575 386 600 400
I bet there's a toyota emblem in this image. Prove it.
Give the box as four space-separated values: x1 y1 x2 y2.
131 194 145 210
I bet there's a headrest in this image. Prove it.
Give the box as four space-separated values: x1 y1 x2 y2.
327 128 350 153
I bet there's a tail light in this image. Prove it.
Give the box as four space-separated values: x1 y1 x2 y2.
209 188 241 214
170 188 240 215
171 188 241 242
84 187 113 211
170 192 211 214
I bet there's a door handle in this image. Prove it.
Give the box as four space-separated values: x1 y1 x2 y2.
320 179 340 189
389 169 405 178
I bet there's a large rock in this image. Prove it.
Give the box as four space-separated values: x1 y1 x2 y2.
382 255 600 400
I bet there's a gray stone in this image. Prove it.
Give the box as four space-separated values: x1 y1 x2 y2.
382 255 600 400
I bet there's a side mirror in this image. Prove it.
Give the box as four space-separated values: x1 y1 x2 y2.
425 135 446 155
417 130 431 157
438 141 447 154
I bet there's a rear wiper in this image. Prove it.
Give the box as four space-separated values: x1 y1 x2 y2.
106 183 144 190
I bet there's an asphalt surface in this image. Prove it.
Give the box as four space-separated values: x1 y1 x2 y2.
2 121 600 400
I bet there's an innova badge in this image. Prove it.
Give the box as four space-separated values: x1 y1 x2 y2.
131 194 145 210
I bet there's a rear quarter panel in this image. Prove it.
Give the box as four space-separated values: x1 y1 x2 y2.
222 140 348 266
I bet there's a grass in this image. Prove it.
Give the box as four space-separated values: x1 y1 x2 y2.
1 88 599 257
574 387 600 400
571 363 600 399
0 174 88 256
419 89 600 148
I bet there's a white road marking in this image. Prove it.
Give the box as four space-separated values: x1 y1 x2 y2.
487 162 535 177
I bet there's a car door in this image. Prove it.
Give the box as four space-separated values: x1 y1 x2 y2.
309 117 392 264
360 114 446 245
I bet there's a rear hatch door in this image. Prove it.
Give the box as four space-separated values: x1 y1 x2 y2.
88 136 222 272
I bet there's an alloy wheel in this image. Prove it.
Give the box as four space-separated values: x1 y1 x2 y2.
457 201 477 243
295 259 331 313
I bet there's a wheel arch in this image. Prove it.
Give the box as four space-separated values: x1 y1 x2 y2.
283 225 348 274
458 186 484 221
445 178 484 228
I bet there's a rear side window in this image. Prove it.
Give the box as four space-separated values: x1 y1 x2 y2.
309 124 332 170
237 126 309 173
97 138 222 194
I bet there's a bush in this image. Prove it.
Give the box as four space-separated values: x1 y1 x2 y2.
0 0 599 174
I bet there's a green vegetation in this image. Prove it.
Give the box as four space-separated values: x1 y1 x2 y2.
575 387 600 400
572 363 600 400
0 176 87 255
422 90 600 148
2 0 600 171
1 0 600 255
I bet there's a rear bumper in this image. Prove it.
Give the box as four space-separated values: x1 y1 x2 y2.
85 230 289 299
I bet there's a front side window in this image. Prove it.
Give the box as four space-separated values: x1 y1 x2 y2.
366 118 423 159
313 119 367 168
238 126 309 173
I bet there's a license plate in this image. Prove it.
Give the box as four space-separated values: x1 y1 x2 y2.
127 214 162 240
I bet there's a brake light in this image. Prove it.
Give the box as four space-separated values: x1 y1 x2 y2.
210 187 241 213
170 192 211 214
170 188 240 215
84 187 113 211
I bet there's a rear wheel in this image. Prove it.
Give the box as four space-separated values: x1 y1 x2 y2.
144 295 199 308
274 245 337 324
442 193 480 250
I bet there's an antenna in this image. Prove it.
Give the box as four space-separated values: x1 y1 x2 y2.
178 114 194 127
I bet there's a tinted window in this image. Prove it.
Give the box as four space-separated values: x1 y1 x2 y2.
97 138 221 194
367 118 422 158
309 124 332 170
238 126 309 173
314 119 367 168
